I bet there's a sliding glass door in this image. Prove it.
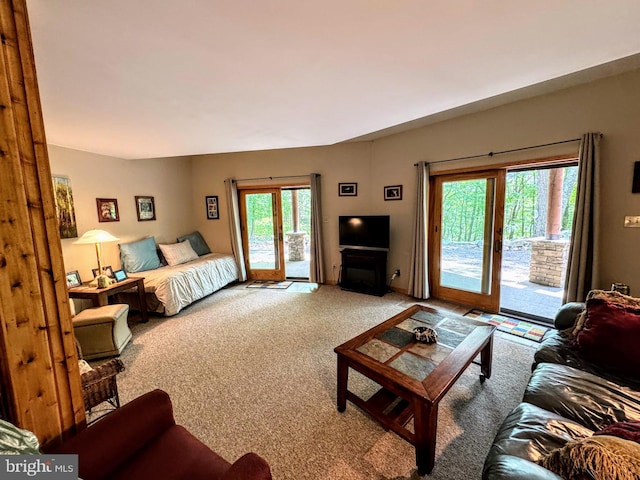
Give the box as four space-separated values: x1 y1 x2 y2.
431 170 505 311
239 189 285 280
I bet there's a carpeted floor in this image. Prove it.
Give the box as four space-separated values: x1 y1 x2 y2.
114 285 535 479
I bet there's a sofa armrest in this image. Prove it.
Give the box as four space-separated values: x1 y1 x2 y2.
553 302 585 330
220 453 272 480
483 455 563 480
46 389 176 480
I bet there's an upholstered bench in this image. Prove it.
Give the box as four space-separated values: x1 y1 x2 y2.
72 303 132 360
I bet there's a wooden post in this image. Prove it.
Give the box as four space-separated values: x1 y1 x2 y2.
291 189 299 232
0 0 85 444
546 168 564 240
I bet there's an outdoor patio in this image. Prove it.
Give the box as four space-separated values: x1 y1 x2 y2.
442 243 563 321
250 240 562 322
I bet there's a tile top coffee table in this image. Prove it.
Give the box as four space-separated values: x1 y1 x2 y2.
334 304 495 475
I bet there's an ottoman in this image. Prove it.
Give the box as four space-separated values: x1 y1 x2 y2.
73 304 132 360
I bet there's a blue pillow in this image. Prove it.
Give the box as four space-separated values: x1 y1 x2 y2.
177 231 211 256
119 237 162 273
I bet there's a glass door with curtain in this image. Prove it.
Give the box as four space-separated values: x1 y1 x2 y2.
239 189 285 280
430 170 505 311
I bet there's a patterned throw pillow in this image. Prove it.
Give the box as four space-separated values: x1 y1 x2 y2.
0 419 41 455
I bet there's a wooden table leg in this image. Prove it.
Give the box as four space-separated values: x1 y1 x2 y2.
136 278 149 323
414 400 438 475
337 354 348 412
480 334 494 382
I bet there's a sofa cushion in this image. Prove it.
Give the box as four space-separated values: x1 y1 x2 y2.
574 298 640 376
119 237 162 273
524 363 640 431
177 231 211 256
159 240 199 266
538 435 640 480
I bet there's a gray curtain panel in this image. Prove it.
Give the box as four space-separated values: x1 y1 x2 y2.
224 178 247 282
408 161 430 299
563 133 601 303
309 173 325 283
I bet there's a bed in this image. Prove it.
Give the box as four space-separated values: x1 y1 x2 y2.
116 233 239 316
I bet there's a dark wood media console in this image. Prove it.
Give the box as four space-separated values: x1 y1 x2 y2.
339 249 387 296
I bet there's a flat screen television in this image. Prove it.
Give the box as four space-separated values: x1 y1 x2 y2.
339 215 390 251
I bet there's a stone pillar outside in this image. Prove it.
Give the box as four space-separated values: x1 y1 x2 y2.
287 232 306 261
529 239 569 287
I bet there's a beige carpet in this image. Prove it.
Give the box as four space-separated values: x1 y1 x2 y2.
114 284 535 479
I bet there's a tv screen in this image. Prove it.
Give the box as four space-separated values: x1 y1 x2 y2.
339 215 390 251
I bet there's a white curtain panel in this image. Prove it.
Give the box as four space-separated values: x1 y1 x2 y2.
563 133 602 303
309 173 325 283
224 178 247 282
408 161 430 299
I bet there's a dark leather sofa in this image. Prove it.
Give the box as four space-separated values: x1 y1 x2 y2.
482 301 640 479
46 389 272 480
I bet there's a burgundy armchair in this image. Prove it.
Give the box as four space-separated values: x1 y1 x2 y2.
46 389 272 480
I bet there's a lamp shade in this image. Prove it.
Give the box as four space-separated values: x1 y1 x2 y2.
73 229 119 244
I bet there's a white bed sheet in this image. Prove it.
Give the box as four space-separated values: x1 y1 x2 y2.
136 253 238 316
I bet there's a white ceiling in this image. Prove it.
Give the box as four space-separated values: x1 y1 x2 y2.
27 0 640 160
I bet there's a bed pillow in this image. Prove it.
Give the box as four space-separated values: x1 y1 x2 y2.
177 231 211 256
574 298 640 376
159 240 199 266
119 237 162 273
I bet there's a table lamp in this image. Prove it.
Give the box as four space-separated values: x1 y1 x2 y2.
74 229 119 288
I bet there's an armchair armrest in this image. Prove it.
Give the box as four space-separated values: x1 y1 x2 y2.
221 453 272 480
47 389 176 479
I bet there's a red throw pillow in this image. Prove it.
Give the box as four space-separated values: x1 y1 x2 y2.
574 298 640 376
594 421 640 444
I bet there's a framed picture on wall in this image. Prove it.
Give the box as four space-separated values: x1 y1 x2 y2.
96 198 119 222
339 183 357 197
384 185 402 201
52 174 78 238
135 195 156 221
206 195 219 219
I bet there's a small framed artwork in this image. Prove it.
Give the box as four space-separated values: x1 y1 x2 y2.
96 198 119 222
66 270 82 288
113 269 128 282
339 183 357 197
135 195 156 221
92 265 114 278
384 185 403 201
206 195 219 220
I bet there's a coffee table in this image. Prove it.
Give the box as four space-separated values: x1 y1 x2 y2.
334 304 495 474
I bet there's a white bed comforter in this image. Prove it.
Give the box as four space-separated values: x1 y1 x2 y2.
136 253 238 316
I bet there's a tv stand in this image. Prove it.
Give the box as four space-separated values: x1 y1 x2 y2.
339 249 387 296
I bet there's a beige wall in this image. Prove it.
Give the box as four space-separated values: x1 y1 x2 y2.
48 145 194 282
192 68 640 294
48 67 640 296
